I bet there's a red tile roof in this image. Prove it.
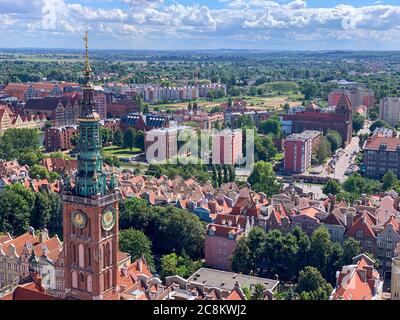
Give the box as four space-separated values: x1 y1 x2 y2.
331 255 382 300
363 135 400 152
346 212 377 239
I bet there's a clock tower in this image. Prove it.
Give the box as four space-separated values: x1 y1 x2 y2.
62 32 121 300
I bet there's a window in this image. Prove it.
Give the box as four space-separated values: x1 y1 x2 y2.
87 275 93 293
87 248 92 267
79 244 84 268
72 271 78 289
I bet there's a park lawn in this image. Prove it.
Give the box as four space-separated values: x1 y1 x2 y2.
103 146 142 158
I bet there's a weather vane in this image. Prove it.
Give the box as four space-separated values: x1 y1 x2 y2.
83 30 92 74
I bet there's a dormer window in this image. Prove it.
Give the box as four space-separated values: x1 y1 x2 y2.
379 143 387 150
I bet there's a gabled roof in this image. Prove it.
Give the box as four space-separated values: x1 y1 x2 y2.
346 212 377 239
331 255 382 300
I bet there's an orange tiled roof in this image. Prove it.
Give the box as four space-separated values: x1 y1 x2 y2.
1 232 39 256
331 256 381 300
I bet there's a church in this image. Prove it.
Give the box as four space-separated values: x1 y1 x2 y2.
0 33 159 301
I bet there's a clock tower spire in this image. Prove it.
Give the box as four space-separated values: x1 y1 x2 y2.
62 31 121 300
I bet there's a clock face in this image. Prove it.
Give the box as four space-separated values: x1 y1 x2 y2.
102 207 116 231
72 211 87 229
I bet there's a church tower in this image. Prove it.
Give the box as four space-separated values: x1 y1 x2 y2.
62 32 121 300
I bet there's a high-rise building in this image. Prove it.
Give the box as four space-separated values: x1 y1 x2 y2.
284 130 321 174
379 97 400 127
62 32 121 300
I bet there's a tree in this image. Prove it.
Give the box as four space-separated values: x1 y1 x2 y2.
29 164 60 183
247 227 267 272
123 128 136 151
342 238 362 265
309 227 333 275
283 103 290 114
70 135 79 148
234 115 255 129
297 267 333 300
100 127 112 146
292 227 310 274
31 191 52 230
231 237 251 274
113 130 124 147
352 113 365 134
248 161 281 197
382 170 397 191
315 136 332 164
251 284 265 300
0 184 35 235
258 116 282 137
342 173 380 196
300 81 319 100
249 86 258 96
255 135 277 162
119 228 154 270
326 130 342 153
135 130 145 150
370 119 389 133
160 253 203 280
323 179 342 196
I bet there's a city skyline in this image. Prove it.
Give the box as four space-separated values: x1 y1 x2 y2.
1 0 400 50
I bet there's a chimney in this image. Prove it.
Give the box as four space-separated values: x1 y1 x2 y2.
40 229 49 243
331 194 337 207
138 258 143 272
27 226 35 235
346 213 354 230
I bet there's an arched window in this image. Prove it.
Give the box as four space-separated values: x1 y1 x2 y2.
87 247 92 267
106 243 110 267
72 244 77 263
87 275 93 293
104 272 108 291
78 244 84 268
100 273 104 293
72 271 78 289
108 269 112 288
102 244 106 269
79 272 85 291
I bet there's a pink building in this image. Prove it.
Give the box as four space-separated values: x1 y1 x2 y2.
284 130 321 174
212 130 243 165
205 214 248 271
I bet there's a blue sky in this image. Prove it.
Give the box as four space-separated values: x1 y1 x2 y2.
1 0 400 50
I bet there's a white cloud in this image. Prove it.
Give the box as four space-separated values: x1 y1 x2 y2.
2 0 400 49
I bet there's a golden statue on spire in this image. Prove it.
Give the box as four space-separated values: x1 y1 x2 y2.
83 30 92 76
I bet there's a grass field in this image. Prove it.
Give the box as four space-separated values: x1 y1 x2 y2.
103 146 142 158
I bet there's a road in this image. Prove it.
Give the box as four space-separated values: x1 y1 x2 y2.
326 120 370 182
331 136 360 182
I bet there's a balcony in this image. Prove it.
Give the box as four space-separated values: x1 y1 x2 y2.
62 191 121 207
